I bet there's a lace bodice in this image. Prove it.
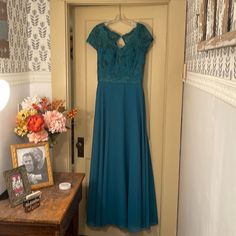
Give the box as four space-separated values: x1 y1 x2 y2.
87 23 153 83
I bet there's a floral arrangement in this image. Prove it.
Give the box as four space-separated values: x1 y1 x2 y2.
14 96 77 145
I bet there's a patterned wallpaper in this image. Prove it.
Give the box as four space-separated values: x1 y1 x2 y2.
185 0 236 80
0 0 28 73
27 0 50 72
0 0 50 73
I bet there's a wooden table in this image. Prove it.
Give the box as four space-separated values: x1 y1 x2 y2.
0 172 85 236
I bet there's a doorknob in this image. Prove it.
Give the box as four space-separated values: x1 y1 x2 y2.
76 137 84 158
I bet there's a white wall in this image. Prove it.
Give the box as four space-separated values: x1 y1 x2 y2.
29 72 52 98
178 81 236 236
179 0 236 232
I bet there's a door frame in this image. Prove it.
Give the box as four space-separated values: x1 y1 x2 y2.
50 1 186 235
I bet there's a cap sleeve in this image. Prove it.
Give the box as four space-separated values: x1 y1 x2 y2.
86 25 101 50
140 24 154 52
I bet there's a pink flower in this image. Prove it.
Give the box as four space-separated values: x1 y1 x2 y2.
27 130 48 143
43 110 67 133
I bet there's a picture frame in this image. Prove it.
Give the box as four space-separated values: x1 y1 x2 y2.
215 0 230 35
10 142 54 190
206 0 216 40
198 0 236 50
3 165 31 207
229 0 236 31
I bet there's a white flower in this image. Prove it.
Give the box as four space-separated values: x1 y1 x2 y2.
21 96 42 110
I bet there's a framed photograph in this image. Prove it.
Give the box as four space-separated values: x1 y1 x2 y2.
4 165 31 207
10 142 54 190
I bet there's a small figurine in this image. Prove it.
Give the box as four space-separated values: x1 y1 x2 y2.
23 190 42 213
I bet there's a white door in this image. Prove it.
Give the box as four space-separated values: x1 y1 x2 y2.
72 5 167 236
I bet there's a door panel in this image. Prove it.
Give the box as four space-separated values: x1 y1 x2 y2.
73 5 167 236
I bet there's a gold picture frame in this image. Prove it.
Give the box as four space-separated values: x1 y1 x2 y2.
10 142 54 190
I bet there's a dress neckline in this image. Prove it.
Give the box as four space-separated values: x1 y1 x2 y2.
102 22 139 50
103 22 139 38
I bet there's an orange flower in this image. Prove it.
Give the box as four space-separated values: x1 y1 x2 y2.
32 103 40 111
40 97 51 111
27 114 45 132
51 99 65 112
67 108 78 119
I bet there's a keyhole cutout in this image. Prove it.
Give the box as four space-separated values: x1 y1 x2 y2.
116 38 126 48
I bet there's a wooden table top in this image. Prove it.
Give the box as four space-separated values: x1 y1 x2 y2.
0 172 85 225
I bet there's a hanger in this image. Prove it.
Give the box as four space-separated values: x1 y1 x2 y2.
105 4 137 27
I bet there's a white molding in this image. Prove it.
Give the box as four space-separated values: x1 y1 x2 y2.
185 72 236 107
0 72 30 85
0 72 51 85
64 0 171 5
28 72 51 83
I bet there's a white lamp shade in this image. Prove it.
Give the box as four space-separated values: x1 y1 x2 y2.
0 80 10 111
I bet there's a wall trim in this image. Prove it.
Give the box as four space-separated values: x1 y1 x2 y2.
185 72 236 107
64 0 170 5
0 72 51 86
0 72 30 85
28 72 51 83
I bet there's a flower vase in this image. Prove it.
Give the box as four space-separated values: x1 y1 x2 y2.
49 146 54 170
48 134 58 170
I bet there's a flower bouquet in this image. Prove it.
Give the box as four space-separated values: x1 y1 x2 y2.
14 96 77 146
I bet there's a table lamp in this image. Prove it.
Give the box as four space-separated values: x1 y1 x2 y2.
0 80 10 111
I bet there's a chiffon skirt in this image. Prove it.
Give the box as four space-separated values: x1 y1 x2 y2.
87 81 158 232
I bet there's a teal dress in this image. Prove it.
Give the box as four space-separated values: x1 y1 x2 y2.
86 22 158 232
